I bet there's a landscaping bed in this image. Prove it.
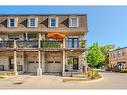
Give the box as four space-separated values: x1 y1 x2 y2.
63 70 102 82
0 71 15 76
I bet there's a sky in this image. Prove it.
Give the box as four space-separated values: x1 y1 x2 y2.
0 6 127 48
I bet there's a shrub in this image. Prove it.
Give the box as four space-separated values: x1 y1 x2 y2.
112 66 120 72
87 70 101 79
120 69 127 73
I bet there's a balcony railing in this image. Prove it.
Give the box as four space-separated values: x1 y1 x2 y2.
16 40 38 48
0 40 86 49
0 41 14 48
41 40 63 48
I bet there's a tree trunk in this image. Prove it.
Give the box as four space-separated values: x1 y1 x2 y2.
92 66 94 79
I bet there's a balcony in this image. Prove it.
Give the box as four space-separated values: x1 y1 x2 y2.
0 41 14 48
41 40 63 48
0 40 86 50
16 40 38 48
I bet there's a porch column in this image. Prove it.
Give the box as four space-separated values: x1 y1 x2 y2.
62 50 65 76
42 51 45 73
37 50 42 76
14 51 18 75
38 33 41 48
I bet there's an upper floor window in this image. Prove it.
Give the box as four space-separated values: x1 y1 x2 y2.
118 50 121 57
49 17 58 27
69 17 78 27
122 50 126 57
28 17 38 27
111 53 115 58
10 18 15 28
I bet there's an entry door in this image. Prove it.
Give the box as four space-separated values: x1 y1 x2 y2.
9 58 14 70
73 58 79 70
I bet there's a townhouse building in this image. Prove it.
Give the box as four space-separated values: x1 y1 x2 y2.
0 14 88 76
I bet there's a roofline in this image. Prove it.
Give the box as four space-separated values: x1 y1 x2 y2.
109 46 127 52
0 14 87 16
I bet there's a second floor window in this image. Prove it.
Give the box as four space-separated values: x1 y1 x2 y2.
50 17 58 27
122 50 126 57
10 18 15 28
118 50 121 57
69 17 78 27
111 53 115 58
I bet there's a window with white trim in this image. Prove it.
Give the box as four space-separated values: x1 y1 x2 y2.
10 18 15 28
28 17 37 27
49 17 58 27
69 17 78 27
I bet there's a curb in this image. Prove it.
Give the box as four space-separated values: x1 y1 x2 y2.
84 76 103 83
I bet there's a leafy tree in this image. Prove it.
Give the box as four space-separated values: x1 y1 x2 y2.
87 42 105 78
97 45 115 68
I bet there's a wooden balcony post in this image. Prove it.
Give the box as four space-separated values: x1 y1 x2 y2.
63 38 66 48
25 32 28 41
38 33 41 48
14 51 18 75
14 40 16 48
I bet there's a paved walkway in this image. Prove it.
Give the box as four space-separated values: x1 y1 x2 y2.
0 72 127 89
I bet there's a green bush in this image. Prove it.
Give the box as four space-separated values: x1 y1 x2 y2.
120 69 127 73
87 70 101 79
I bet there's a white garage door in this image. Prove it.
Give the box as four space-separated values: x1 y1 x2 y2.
46 62 62 73
27 63 38 73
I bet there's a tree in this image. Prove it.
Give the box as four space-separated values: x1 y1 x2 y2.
87 42 105 78
98 45 115 68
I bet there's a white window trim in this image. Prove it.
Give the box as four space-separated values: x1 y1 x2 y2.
28 17 38 28
49 16 58 28
69 16 79 28
8 17 18 28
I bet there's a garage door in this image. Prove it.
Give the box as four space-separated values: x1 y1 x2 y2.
46 61 62 73
27 63 38 73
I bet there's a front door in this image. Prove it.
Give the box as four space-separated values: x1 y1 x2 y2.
73 58 79 70
9 57 14 70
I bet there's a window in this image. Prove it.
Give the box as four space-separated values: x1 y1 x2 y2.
112 53 115 58
68 36 79 48
122 50 126 57
50 17 58 27
28 17 37 27
118 50 121 57
10 18 15 28
69 17 78 27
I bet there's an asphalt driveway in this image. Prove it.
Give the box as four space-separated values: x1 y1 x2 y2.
0 72 127 89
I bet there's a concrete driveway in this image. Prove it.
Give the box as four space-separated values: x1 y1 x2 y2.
0 72 127 89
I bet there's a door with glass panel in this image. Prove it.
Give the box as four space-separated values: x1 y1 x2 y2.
68 38 79 48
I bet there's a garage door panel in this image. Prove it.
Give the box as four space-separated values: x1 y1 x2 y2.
46 63 62 73
27 63 37 73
